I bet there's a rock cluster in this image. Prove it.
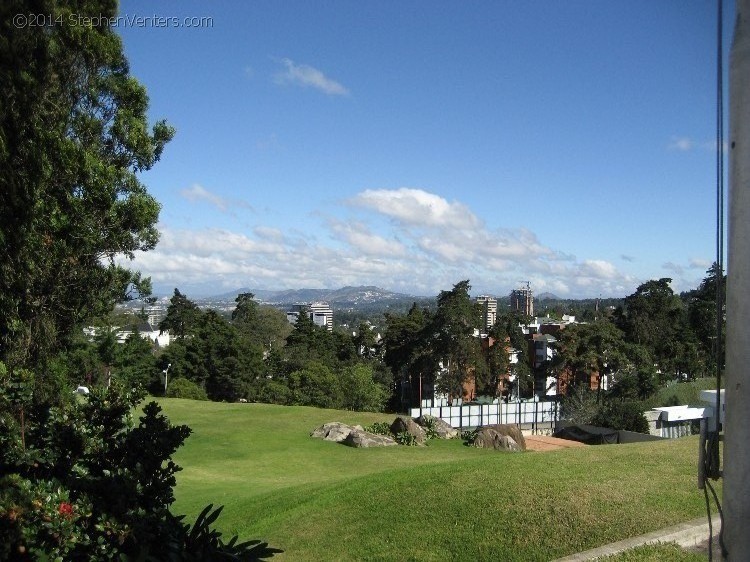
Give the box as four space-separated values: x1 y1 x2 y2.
311 418 526 452
471 424 526 452
310 414 461 448
310 422 397 448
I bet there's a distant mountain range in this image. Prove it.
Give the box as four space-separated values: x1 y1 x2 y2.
209 285 425 306
205 286 568 306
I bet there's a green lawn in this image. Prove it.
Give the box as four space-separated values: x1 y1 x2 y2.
157 399 716 561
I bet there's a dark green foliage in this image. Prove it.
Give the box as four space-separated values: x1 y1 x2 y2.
0 0 172 371
0 366 279 560
560 386 602 426
394 431 418 446
460 428 480 445
420 416 440 440
382 303 434 409
561 380 649 433
167 504 281 561
340 363 387 412
161 304 262 402
160 289 203 340
592 400 649 434
616 278 702 381
167 378 209 401
232 293 292 356
431 281 486 400
682 263 725 376
554 320 629 393
287 362 342 409
363 422 392 436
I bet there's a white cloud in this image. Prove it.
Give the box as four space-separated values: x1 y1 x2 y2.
180 184 228 211
328 219 408 258
121 188 645 298
274 58 349 96
350 188 480 229
668 136 695 151
668 137 727 153
578 259 620 279
179 184 254 215
689 258 712 270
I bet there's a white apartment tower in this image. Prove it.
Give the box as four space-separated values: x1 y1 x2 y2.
475 295 497 332
287 302 334 331
309 301 334 331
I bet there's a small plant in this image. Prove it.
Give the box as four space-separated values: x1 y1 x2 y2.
421 417 440 440
394 431 418 446
364 422 392 436
461 428 479 445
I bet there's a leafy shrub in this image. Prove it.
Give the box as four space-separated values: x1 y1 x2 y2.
167 377 209 400
394 431 418 446
461 428 479 445
364 421 392 436
420 416 440 440
593 400 650 434
0 365 280 560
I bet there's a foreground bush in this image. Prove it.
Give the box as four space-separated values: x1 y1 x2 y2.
0 364 279 560
167 377 210 401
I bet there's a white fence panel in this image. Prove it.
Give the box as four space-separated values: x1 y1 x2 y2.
409 400 560 430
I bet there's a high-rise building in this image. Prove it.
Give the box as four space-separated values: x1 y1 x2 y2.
309 301 334 331
510 284 534 317
287 302 334 331
475 295 497 332
145 305 165 328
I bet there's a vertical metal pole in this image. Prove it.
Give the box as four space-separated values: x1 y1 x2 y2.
724 1 750 558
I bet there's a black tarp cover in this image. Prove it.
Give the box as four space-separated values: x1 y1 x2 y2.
553 423 664 445
554 424 619 444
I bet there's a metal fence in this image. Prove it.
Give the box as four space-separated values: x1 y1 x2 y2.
409 399 560 432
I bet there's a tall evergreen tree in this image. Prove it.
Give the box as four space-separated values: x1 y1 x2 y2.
0 0 173 374
159 289 201 340
430 280 485 401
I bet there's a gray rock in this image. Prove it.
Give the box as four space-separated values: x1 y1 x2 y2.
415 414 459 439
310 422 356 442
485 424 527 450
342 429 398 448
472 424 526 452
390 416 427 444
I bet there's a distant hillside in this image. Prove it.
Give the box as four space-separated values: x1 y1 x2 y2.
211 285 424 306
536 292 562 301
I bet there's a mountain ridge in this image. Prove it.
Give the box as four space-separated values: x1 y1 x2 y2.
209 285 425 305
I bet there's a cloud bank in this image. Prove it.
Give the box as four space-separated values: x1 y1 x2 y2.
121 187 705 298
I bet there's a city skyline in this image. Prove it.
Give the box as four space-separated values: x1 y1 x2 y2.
116 1 730 298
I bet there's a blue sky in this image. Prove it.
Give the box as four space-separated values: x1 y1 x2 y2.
116 0 730 299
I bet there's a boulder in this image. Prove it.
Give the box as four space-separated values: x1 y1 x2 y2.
390 416 427 444
310 422 356 443
342 429 398 448
472 424 526 452
415 415 459 439
485 424 526 450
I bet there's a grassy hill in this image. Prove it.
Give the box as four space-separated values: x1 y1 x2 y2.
158 399 715 561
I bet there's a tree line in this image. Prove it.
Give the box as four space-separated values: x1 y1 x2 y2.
0 0 278 557
43 265 724 425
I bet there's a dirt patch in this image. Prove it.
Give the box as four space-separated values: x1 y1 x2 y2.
524 435 588 451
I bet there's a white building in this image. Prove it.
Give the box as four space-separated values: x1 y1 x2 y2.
287 302 334 331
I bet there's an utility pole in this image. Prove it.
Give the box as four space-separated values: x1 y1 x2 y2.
724 0 750 559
